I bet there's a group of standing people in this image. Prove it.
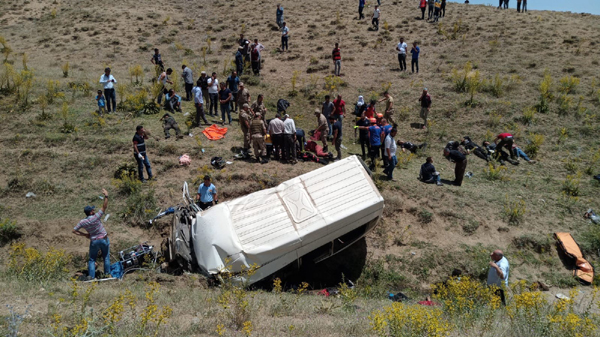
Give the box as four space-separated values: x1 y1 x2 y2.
419 0 446 22
499 0 528 12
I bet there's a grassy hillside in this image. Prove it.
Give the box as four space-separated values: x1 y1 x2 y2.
1 0 600 335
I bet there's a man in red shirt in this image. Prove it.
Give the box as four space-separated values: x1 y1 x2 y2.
494 132 515 160
332 43 341 76
333 94 346 122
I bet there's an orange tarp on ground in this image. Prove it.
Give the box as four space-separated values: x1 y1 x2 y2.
202 124 228 140
554 232 595 285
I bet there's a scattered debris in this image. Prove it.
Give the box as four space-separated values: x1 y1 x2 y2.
25 192 36 198
179 154 191 166
556 293 570 300
584 209 599 224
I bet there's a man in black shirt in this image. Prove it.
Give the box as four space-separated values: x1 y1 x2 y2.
132 125 153 182
444 148 467 186
419 157 442 186
330 115 343 160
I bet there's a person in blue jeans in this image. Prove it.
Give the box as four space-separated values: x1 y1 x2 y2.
512 143 536 163
72 188 111 280
383 128 398 181
419 157 443 186
410 41 420 73
276 4 284 28
133 125 153 182
219 83 232 125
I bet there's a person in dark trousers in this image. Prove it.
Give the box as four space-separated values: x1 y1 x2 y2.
522 0 527 12
196 175 218 210
332 43 342 76
410 42 420 74
282 114 297 163
398 140 427 154
358 0 365 19
198 71 209 108
151 48 165 73
396 37 408 72
441 0 446 17
488 250 509 306
356 114 371 159
235 46 244 75
133 125 153 183
372 5 380 31
503 0 509 9
427 0 435 21
494 132 516 160
226 71 240 113
192 81 208 126
444 147 467 186
358 117 383 170
419 157 443 186
276 4 284 28
383 128 398 181
72 188 111 280
281 22 289 51
99 67 117 113
330 115 343 160
517 0 522 12
461 136 489 161
418 88 431 129
419 0 427 20
239 34 250 66
207 72 219 116
181 64 194 101
218 83 232 125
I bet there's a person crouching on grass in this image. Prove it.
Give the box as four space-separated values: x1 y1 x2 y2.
72 189 111 280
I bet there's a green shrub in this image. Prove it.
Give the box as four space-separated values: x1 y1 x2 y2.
121 186 158 227
524 133 544 159
562 174 580 197
558 75 579 94
0 218 20 246
112 172 142 196
483 162 508 181
503 196 526 225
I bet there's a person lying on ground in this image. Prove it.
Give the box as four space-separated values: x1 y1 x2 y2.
159 113 183 140
461 136 490 162
419 157 443 186
512 143 536 164
398 140 428 154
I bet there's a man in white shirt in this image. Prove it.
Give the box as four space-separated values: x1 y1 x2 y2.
99 67 117 113
396 37 408 71
207 72 219 117
383 128 398 181
281 22 289 52
157 68 173 105
282 114 297 163
487 249 509 305
372 5 380 31
268 113 285 160
192 80 208 126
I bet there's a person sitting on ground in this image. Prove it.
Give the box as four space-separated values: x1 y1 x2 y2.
461 136 490 162
165 89 182 112
512 142 536 164
159 113 183 140
305 140 333 158
398 140 428 154
419 157 442 186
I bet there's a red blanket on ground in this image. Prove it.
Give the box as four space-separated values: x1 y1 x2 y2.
202 124 228 140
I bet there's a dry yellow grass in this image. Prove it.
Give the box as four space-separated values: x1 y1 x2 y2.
1 0 600 335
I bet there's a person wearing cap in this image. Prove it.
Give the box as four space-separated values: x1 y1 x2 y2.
314 108 329 150
250 113 268 163
329 115 343 161
251 94 267 121
418 88 431 129
157 68 173 105
355 113 371 159
72 188 111 280
159 113 183 140
444 147 468 186
488 249 509 305
192 80 208 126
235 46 244 76
378 91 395 127
181 64 194 101
198 71 209 109
237 82 251 111
239 104 252 154
99 67 117 113
196 175 218 210
282 114 297 163
133 125 153 182
269 113 285 160
227 70 240 113
383 128 398 181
